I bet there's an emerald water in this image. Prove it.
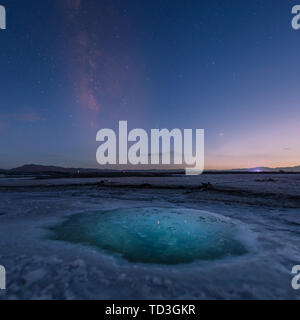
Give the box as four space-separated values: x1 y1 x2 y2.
50 207 249 264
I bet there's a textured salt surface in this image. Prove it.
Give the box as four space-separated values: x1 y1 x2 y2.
0 174 299 299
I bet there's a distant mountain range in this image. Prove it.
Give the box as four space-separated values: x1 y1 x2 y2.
8 164 107 173
0 163 300 173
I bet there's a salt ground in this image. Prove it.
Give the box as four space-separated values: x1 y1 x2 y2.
0 174 299 299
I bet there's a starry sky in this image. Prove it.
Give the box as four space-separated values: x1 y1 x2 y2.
0 0 299 170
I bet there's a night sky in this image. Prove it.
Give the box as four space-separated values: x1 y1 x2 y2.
0 0 299 170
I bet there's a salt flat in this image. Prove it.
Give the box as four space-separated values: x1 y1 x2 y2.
0 174 299 299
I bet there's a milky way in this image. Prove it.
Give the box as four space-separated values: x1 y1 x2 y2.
62 0 141 129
